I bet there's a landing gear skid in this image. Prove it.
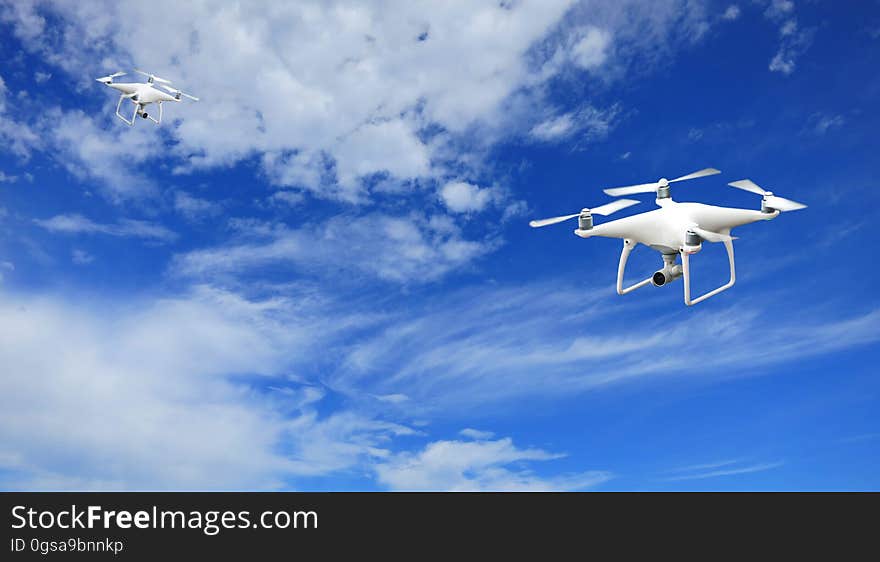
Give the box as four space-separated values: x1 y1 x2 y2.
615 238 736 306
115 96 162 126
616 239 653 295
681 239 735 306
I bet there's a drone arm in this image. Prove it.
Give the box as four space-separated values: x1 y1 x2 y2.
680 239 736 306
616 239 653 295
115 94 135 126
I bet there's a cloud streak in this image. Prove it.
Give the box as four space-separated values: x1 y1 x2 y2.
662 461 783 481
375 436 612 491
34 213 177 242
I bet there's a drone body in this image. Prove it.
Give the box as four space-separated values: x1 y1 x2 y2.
95 70 198 126
530 170 806 306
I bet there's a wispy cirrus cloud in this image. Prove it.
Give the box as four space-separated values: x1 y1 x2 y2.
375 436 612 491
170 213 499 284
329 282 880 412
661 460 783 481
34 213 177 242
0 283 618 490
0 284 408 490
763 0 814 75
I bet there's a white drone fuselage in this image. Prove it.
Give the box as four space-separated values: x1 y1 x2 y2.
105 82 179 105
576 197 777 253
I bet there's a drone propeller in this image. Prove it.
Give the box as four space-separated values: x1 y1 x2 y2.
158 84 199 101
95 71 126 84
603 168 721 197
529 199 639 228
728 179 806 212
134 69 172 85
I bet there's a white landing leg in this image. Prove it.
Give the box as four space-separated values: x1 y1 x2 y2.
145 102 162 124
617 239 653 295
681 239 736 306
115 95 136 126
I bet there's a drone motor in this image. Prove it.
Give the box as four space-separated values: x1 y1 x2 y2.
577 209 593 230
682 229 702 254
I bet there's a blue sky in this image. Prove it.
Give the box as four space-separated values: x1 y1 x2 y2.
0 0 878 491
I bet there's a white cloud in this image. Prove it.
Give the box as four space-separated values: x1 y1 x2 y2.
662 461 783 481
332 282 880 412
267 190 305 207
174 191 222 220
763 1 813 75
375 436 612 491
45 109 162 201
0 1 726 205
4 82 147 200
171 213 497 283
33 70 51 83
332 119 431 198
571 26 612 69
666 459 741 473
34 213 177 242
0 74 40 159
529 105 619 143
1 0 583 202
0 285 410 489
529 113 576 141
0 260 13 282
440 181 494 213
764 0 794 21
459 428 495 440
71 249 94 265
721 5 740 21
374 393 410 404
810 113 845 135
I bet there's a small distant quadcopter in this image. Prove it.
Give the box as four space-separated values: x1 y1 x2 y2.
95 69 198 126
529 168 806 305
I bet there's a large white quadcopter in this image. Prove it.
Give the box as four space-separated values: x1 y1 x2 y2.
95 69 198 126
529 168 806 306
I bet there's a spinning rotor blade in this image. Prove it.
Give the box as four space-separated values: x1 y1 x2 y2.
603 168 720 196
159 84 199 101
669 167 721 183
765 195 806 212
728 179 807 212
529 199 639 227
529 213 581 228
602 182 660 197
96 71 126 83
134 69 172 84
727 179 766 195
590 198 640 216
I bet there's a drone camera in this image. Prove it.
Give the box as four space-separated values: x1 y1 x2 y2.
652 257 683 287
651 266 682 287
